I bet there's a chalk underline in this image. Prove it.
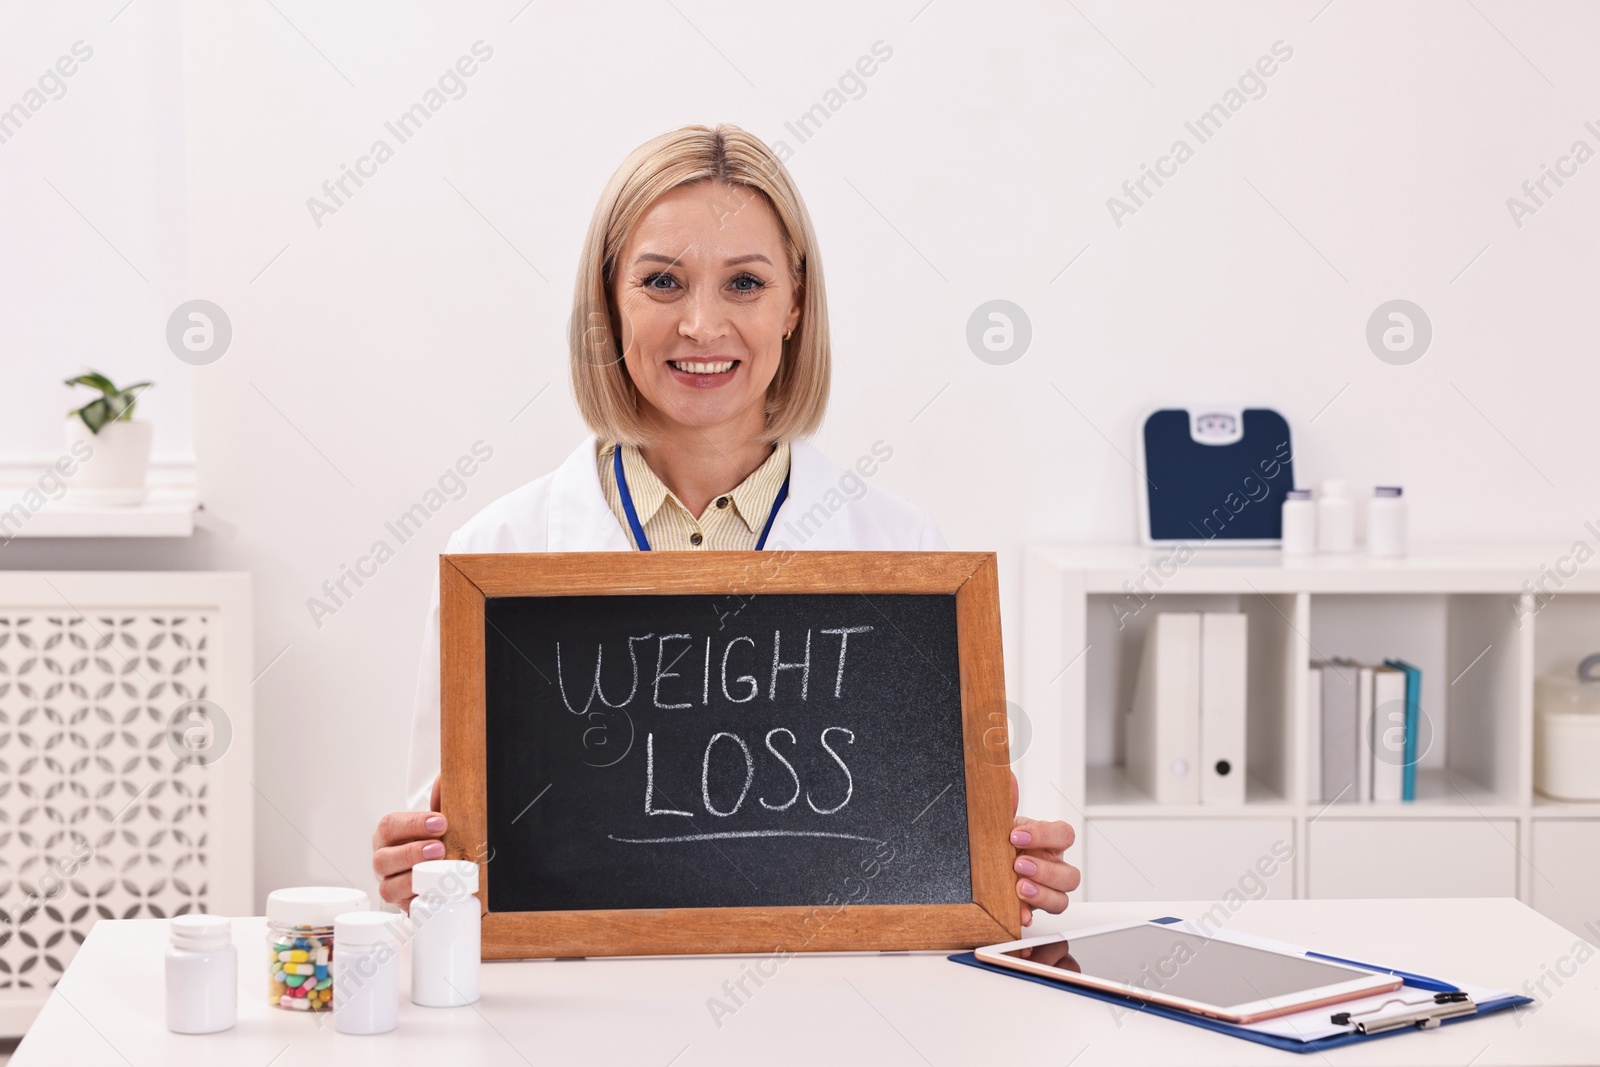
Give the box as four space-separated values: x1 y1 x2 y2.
606 830 886 845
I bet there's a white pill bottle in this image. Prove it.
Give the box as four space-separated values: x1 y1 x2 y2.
410 859 481 1007
332 912 400 1035
1279 488 1316 555
166 913 237 1034
1367 485 1407 557
1316 479 1356 553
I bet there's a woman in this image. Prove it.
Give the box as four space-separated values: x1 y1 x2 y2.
375 124 1080 928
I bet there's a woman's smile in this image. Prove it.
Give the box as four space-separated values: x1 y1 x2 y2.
666 357 740 387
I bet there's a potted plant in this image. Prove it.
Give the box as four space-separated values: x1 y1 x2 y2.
65 372 154 505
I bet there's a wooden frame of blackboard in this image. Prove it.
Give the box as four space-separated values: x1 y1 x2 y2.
438 550 1018 958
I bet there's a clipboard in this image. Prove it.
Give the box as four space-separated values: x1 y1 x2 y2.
949 918 1532 1054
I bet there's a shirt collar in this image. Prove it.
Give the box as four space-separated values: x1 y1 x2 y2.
614 441 790 532
727 441 790 533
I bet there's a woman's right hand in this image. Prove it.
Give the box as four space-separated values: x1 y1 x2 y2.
371 775 445 912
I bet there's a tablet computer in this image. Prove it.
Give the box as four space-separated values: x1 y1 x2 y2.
975 921 1402 1023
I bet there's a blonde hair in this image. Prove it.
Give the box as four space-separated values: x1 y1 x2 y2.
569 124 830 445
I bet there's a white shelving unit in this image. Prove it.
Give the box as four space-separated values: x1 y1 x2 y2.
0 455 199 539
1020 544 1600 938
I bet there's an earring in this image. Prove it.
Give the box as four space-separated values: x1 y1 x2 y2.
784 329 793 341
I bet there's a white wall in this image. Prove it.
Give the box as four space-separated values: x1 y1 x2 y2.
3 0 1596 906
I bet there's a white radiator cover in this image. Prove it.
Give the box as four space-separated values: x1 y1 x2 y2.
0 573 253 1036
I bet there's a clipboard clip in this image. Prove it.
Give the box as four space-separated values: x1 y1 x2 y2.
1331 992 1476 1035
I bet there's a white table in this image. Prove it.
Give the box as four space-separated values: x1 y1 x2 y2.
14 898 1599 1065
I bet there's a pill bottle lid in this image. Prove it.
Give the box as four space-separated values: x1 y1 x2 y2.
266 886 370 928
1320 479 1348 496
334 911 401 947
1286 488 1312 501
1374 485 1403 497
412 859 479 897
171 913 231 951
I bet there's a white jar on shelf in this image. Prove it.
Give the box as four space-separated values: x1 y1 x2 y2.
1280 489 1316 555
1535 654 1600 801
1367 486 1407 557
1316 480 1355 553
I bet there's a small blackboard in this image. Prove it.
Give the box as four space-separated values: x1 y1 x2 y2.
439 551 1017 958
484 591 970 912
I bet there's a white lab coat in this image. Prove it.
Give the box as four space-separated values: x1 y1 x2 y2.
404 434 948 810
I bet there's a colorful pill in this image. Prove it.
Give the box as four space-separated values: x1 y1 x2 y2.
280 995 309 1011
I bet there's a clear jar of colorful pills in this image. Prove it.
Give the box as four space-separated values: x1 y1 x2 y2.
264 887 369 1012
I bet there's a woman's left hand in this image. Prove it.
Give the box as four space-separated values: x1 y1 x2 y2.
1008 771 1081 927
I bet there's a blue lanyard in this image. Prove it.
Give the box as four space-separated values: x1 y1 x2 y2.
613 445 789 552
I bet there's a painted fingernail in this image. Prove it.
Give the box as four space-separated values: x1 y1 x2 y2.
1019 880 1038 898
1010 829 1032 846
425 816 446 833
422 841 445 860
1014 857 1038 877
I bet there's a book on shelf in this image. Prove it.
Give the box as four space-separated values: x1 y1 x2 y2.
1357 663 1375 803
1383 658 1423 802
1316 659 1360 804
1371 665 1407 802
1306 665 1322 801
1310 658 1420 804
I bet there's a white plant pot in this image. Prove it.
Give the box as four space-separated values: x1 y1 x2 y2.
64 417 152 506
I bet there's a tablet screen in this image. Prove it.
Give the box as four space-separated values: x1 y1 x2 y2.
996 924 1378 1009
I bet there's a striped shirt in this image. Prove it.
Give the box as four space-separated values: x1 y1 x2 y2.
597 439 791 551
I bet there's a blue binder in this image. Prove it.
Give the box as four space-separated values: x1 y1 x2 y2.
949 919 1530 1054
